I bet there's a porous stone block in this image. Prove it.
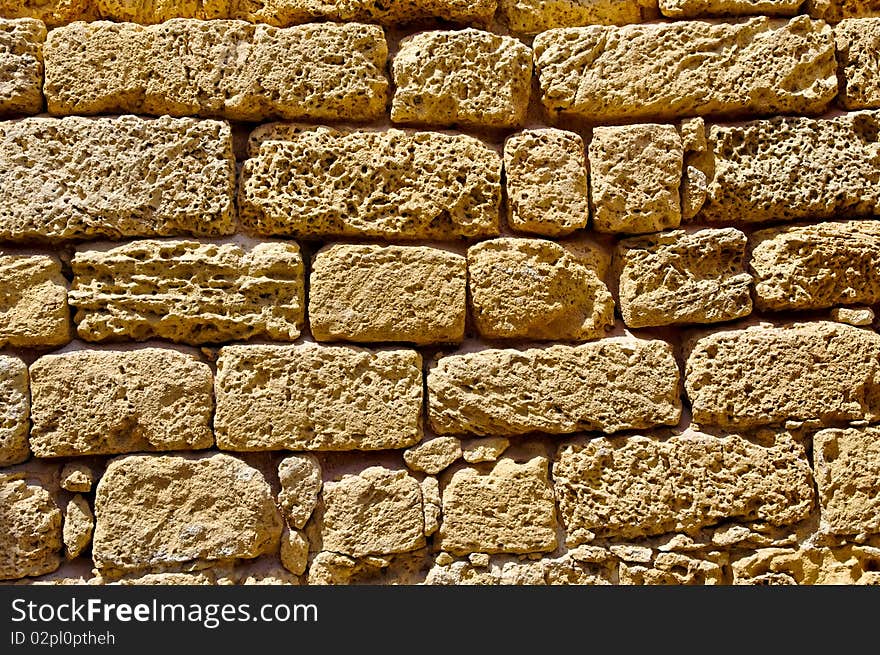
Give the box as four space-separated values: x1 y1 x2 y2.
835 18 880 109
235 0 498 25
404 437 462 474
0 0 93 26
0 18 45 115
0 356 29 467
501 0 657 34
0 471 62 580
0 254 70 347
660 0 802 16
63 495 93 560
808 0 880 22
94 0 233 22
277 455 322 530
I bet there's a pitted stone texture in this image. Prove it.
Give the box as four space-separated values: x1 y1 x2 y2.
240 126 501 240
277 455 322 530
750 221 880 312
0 1 92 25
693 112 880 224
814 426 880 537
391 29 532 129
280 528 309 576
236 0 497 25
832 306 875 326
44 20 388 122
70 239 304 345
619 551 727 585
614 228 753 327
422 477 441 537
685 322 880 430
0 116 235 242
504 129 589 237
555 431 814 545
428 337 681 436
321 467 426 558
440 457 557 556
94 0 233 22
501 0 657 34
0 254 70 347
462 437 510 463
468 238 614 341
215 344 422 451
60 463 94 494
310 244 466 345
534 17 837 122
0 18 45 116
29 348 214 457
835 19 880 109
732 546 880 585
589 124 682 234
63 495 93 560
0 356 29 468
0 472 62 580
93 453 283 575
660 0 802 16
808 0 880 21
404 437 462 474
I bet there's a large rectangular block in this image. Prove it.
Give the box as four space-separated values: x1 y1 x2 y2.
0 18 45 115
500 0 655 34
428 337 682 436
235 0 497 25
0 116 235 242
309 244 467 345
685 322 880 429
0 356 29 467
554 431 814 545
70 239 304 345
835 19 880 110
240 126 501 240
534 17 836 122
0 0 93 26
0 253 70 347
215 344 423 451
750 221 880 312
691 111 880 224
29 348 214 457
44 20 388 122
660 0 802 16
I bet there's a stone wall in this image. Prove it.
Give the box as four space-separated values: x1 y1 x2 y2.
1 1 879 586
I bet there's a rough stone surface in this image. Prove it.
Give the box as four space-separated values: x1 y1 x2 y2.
29 348 214 457
60 463 94 494
0 1 92 26
732 546 880 585
309 244 467 345
835 18 880 109
440 457 558 556
277 455 322 530
236 0 497 24
660 0 802 16
44 20 388 122
63 495 93 560
240 126 501 240
321 467 425 558
814 426 880 537
534 17 837 122
215 344 423 451
831 307 875 326
589 124 683 234
404 437 462 474
0 18 45 116
614 228 753 327
750 221 880 312
70 239 304 344
0 254 70 347
422 477 441 537
462 437 510 463
93 453 283 575
0 356 30 468
619 551 727 585
391 29 532 129
501 0 656 34
429 337 681 436
0 472 62 580
92 0 234 22
504 129 589 237
280 528 309 576
808 0 880 22
468 238 615 341
554 431 814 545
691 111 880 224
0 116 235 242
685 322 880 429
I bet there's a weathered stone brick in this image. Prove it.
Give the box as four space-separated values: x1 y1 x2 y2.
0 116 235 242
732 546 880 585
660 0 802 16
29 348 214 457
70 239 304 345
428 337 681 436
0 18 45 116
554 431 814 545
440 456 558 556
215 344 422 451
614 228 753 328
468 238 614 341
835 19 880 109
309 244 466 345
750 221 880 312
0 0 93 26
93 453 283 575
534 17 836 122
277 455 321 530
619 551 727 586
808 0 880 21
44 20 388 122
685 322 880 429
404 437 462 474
0 469 62 580
0 356 29 468
0 254 70 347
501 0 656 34
503 129 589 237
240 126 501 240
94 0 234 22
62 495 93 560
236 0 497 25
391 29 532 129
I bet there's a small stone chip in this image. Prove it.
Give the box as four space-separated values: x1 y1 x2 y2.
280 528 309 576
277 455 322 530
60 463 95 493
63 495 93 560
462 437 510 464
404 437 463 474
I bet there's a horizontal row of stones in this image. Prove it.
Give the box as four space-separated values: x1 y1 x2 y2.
3 17 880 124
4 110 880 243
0 319 878 466
4 420 879 581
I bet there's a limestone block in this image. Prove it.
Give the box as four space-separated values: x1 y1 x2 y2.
280 528 309 576
391 29 532 129
29 348 214 457
428 337 681 436
0 254 70 347
239 126 501 240
0 18 45 115
685 322 880 429
215 344 423 451
60 463 94 494
63 495 93 560
534 17 837 122
501 0 657 34
0 356 30 467
462 437 510 463
808 0 880 21
94 0 234 22
277 455 322 530
467 238 614 341
0 471 62 580
660 0 802 16
44 20 388 122
835 18 880 109
0 1 93 26
235 0 498 25
0 115 235 242
309 244 467 345
614 228 752 327
404 437 462 474
732 546 880 584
